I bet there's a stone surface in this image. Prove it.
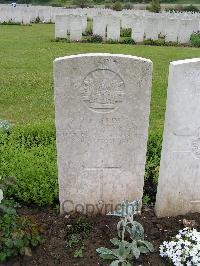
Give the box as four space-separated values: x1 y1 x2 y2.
131 17 144 43
55 15 69 39
178 19 199 44
70 15 83 41
54 53 152 214
107 16 121 41
165 18 179 42
145 17 159 40
93 15 107 39
155 58 200 217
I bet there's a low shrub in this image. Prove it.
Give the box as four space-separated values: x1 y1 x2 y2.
120 37 135 45
0 122 58 206
190 32 200 48
0 200 43 261
147 0 161 13
166 4 199 12
112 1 122 11
0 21 21 26
123 3 133 10
145 39 164 46
106 39 119 44
0 178 43 262
120 28 131 37
144 130 162 202
89 34 103 43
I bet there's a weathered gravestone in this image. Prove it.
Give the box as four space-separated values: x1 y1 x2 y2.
155 58 200 217
54 53 152 214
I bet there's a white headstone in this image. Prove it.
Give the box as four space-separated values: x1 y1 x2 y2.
54 53 152 214
131 17 144 43
55 15 69 39
155 58 200 217
165 18 179 42
93 15 107 39
107 16 121 41
70 15 83 41
178 19 199 44
145 17 159 40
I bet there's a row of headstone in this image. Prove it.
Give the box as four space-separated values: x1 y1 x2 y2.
54 53 200 217
55 15 87 41
55 13 200 43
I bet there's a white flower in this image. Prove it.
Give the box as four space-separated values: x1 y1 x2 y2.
160 228 200 266
0 189 3 203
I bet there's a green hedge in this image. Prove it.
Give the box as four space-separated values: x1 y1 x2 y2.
0 122 58 206
0 123 161 206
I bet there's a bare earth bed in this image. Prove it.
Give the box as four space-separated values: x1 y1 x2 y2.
2 206 200 266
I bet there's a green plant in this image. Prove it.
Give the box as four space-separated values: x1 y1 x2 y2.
123 3 133 9
120 38 135 45
106 39 119 44
90 34 103 43
0 122 58 206
74 247 84 258
0 20 21 26
96 200 154 265
120 28 131 37
34 16 41 23
147 0 161 12
0 199 43 261
190 32 200 47
144 39 165 46
112 1 122 11
144 131 162 202
0 177 43 262
142 194 151 205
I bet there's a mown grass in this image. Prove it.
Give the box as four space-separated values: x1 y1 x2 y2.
0 24 200 131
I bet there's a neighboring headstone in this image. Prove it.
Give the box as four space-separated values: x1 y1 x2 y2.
107 16 121 41
145 17 159 40
132 17 144 43
93 15 107 39
178 19 199 44
55 15 69 39
165 18 179 42
54 53 152 214
70 15 83 41
155 58 200 217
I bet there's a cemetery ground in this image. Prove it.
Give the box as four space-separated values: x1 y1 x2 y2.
0 24 200 265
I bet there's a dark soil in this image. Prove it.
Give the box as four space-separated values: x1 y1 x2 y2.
2 206 200 266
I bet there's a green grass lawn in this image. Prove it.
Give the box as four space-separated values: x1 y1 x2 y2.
0 24 200 131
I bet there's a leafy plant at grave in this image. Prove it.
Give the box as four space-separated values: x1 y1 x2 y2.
144 130 162 202
120 28 131 38
190 32 200 48
0 177 43 262
120 38 135 45
34 16 41 23
0 21 21 26
88 34 103 43
96 200 154 265
0 122 58 206
65 217 92 257
147 0 161 13
112 1 122 11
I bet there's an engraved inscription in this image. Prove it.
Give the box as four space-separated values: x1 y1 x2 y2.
191 128 200 159
81 69 125 113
